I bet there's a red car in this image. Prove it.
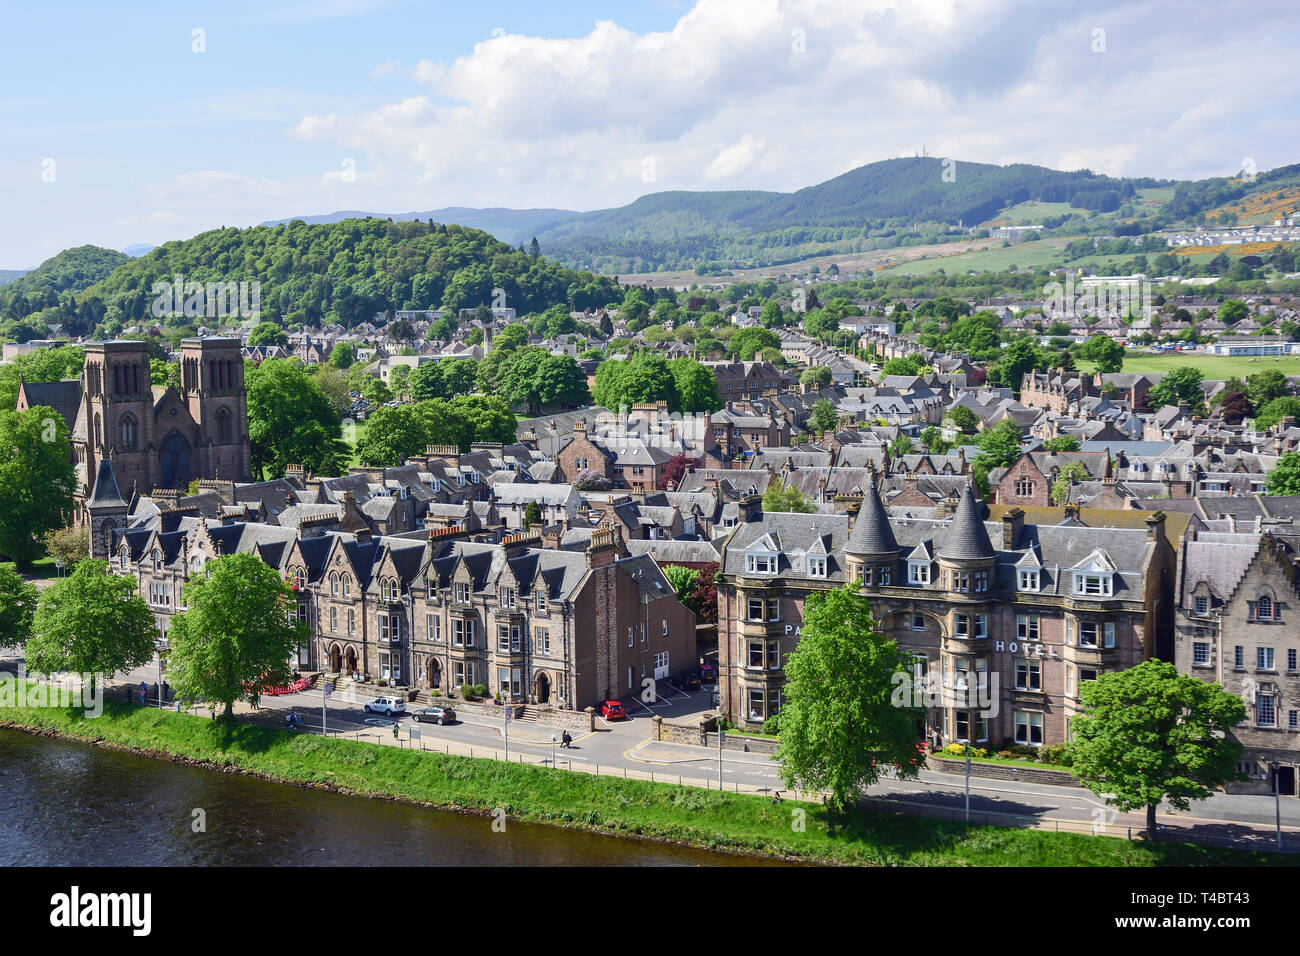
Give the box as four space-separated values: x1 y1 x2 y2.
599 700 627 720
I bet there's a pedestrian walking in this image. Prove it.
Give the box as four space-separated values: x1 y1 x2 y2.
138 688 146 706
391 722 399 739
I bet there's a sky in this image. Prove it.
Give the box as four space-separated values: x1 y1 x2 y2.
1 0 1297 269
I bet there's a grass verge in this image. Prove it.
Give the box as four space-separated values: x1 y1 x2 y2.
0 696 1283 867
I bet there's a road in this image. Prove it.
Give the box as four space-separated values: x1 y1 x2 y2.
12 650 1300 851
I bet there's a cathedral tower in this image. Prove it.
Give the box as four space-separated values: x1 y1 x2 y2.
180 337 251 482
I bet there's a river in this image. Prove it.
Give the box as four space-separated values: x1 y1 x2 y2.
0 729 779 866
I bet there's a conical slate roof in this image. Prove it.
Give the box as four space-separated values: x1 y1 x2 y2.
938 484 995 560
87 459 127 509
846 480 898 556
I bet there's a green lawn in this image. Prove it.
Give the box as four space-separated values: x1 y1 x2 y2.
1078 351 1300 380
344 418 367 468
0 555 57 578
991 200 1076 224
880 239 1072 276
0 695 1284 867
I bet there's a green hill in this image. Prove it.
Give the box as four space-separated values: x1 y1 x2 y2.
1 245 129 301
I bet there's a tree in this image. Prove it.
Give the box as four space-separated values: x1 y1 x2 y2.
1147 367 1205 413
491 324 530 352
920 425 950 454
312 363 352 416
762 478 815 514
40 525 89 571
1050 461 1091 504
730 326 780 362
523 500 542 528
947 405 979 434
354 405 428 466
1246 369 1288 409
662 565 700 612
995 337 1044 392
800 366 832 390
889 434 913 456
149 357 180 390
1081 334 1125 373
387 319 415 343
1255 396 1300 430
1217 299 1249 325
245 359 347 479
591 353 679 412
810 399 838 434
1042 435 1080 452
1215 391 1253 425
1071 660 1245 838
248 322 289 348
0 406 76 568
880 355 923 377
776 584 924 810
0 567 39 650
329 341 356 369
27 560 157 694
166 553 309 718
668 358 721 413
657 453 697 491
971 418 1024 496
1265 452 1300 496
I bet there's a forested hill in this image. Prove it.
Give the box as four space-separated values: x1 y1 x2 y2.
0 245 129 301
42 218 621 334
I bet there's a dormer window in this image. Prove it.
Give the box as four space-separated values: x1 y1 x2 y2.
381 577 399 601
746 552 776 575
1132 461 1146 474
808 555 826 578
1073 572 1112 597
1018 569 1039 592
908 561 930 585
500 586 516 608
1194 595 1209 615
455 581 470 603
151 549 162 572
1252 595 1276 621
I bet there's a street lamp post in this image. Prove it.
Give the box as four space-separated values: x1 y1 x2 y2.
957 738 972 823
1270 760 1282 849
551 733 557 768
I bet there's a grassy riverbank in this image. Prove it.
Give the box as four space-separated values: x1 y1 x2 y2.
0 697 1283 866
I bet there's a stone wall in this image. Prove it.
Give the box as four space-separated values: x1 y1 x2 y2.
926 755 1075 786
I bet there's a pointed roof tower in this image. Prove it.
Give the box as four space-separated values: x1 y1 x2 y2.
87 459 128 510
846 470 898 557
938 484 995 560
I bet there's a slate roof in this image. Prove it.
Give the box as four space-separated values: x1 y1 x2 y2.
846 480 898 556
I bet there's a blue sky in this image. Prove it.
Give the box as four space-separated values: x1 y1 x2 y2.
1 0 1297 268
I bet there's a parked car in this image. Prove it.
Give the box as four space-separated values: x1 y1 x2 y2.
679 669 702 689
599 699 627 720
411 705 455 725
363 696 406 716
698 662 718 683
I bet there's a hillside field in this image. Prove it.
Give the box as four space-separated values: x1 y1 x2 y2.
1077 351 1300 379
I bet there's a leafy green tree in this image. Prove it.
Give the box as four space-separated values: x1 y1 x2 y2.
1255 396 1300 430
920 425 950 454
0 344 84 416
167 553 309 718
312 363 352 416
27 560 156 693
149 358 180 390
1147 367 1205 413
40 525 89 571
1081 334 1125 373
248 322 289 348
0 567 39 650
498 347 590 414
971 418 1024 496
800 366 832 390
760 301 784 328
354 405 428 466
879 355 923 377
387 319 416 343
523 501 542 528
889 434 913 456
1043 435 1080 452
668 358 721 413
662 564 700 612
762 478 815 514
946 405 980 434
592 353 679 411
1071 660 1245 838
491 324 530 352
729 326 780 362
0 406 76 568
1265 452 1300 495
776 584 924 810
1217 299 1249 325
245 359 347 479
389 364 411 397
994 337 1044 392
809 399 839 434
1245 369 1288 409
1050 461 1091 504
329 341 356 369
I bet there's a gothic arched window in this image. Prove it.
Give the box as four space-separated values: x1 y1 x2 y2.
216 407 232 443
120 413 139 451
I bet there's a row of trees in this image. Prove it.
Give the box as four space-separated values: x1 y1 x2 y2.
353 396 516 466
1 555 306 719
591 354 722 414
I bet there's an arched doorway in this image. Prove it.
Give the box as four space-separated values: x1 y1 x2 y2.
328 644 342 673
344 646 358 675
535 671 551 704
426 658 441 690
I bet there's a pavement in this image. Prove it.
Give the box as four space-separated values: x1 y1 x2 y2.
7 648 1300 852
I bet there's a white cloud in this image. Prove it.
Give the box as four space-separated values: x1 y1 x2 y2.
705 134 765 180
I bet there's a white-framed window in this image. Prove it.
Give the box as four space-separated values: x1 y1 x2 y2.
330 607 337 633
1073 573 1112 597
955 614 969 638
535 590 547 613
535 626 550 655
973 570 989 593
1193 642 1210 665
912 613 926 631
499 586 515 609
974 613 988 639
330 572 339 596
747 640 764 670
1018 569 1039 592
1194 595 1208 615
908 561 930 585
342 575 351 598
1017 614 1039 642
1258 647 1275 671
347 609 355 635
1253 595 1276 621
808 555 827 578
746 552 776 575
1014 711 1043 746
747 597 765 622
1258 694 1276 727
1289 649 1297 672
455 581 470 603
661 619 668 637
1291 710 1298 730
1015 658 1041 691
1234 645 1244 668
747 687 765 721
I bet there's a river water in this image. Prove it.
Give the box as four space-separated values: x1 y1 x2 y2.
0 729 777 866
